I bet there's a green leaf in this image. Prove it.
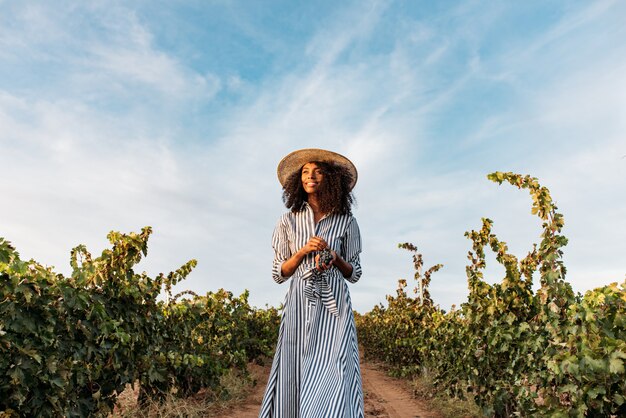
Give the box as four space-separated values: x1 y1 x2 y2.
50 377 65 388
583 355 606 372
586 386 606 399
609 356 624 374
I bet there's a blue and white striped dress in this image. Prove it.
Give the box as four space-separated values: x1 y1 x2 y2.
259 202 364 418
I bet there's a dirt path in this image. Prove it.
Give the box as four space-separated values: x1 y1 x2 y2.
217 362 271 418
221 360 440 418
361 361 440 418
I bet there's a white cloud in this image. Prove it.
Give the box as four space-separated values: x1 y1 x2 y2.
83 15 221 99
1 1 624 314
0 2 220 102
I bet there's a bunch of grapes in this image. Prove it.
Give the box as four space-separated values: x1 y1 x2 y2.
318 248 333 266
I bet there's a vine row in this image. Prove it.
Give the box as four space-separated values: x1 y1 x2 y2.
356 172 625 417
0 228 279 417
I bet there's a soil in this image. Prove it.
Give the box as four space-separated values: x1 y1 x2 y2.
361 361 441 418
220 359 441 418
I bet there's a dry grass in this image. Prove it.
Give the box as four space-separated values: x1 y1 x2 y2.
111 367 256 418
409 373 481 418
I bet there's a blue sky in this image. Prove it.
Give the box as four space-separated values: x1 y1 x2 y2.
1 0 625 312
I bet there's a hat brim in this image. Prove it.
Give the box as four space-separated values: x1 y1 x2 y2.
277 148 358 190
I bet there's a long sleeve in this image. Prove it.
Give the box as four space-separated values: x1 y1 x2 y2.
271 215 292 284
260 207 364 417
341 217 362 283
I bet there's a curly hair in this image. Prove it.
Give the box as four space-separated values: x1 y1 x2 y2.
282 161 355 215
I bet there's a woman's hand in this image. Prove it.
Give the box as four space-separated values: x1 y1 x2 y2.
300 236 328 255
316 250 354 278
280 236 328 278
315 249 337 271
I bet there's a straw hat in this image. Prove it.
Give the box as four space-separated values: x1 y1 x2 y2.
277 148 358 190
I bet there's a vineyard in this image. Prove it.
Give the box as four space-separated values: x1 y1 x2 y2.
0 228 279 417
1 172 625 417
356 172 626 417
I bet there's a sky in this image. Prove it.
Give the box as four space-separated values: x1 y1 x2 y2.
1 0 625 312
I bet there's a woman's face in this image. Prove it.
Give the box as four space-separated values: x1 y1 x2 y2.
301 162 324 194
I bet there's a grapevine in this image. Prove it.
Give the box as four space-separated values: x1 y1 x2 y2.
357 172 626 417
0 229 280 417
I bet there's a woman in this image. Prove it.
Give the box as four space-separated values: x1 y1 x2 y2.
259 149 364 418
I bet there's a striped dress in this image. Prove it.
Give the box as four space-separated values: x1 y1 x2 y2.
259 202 364 418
